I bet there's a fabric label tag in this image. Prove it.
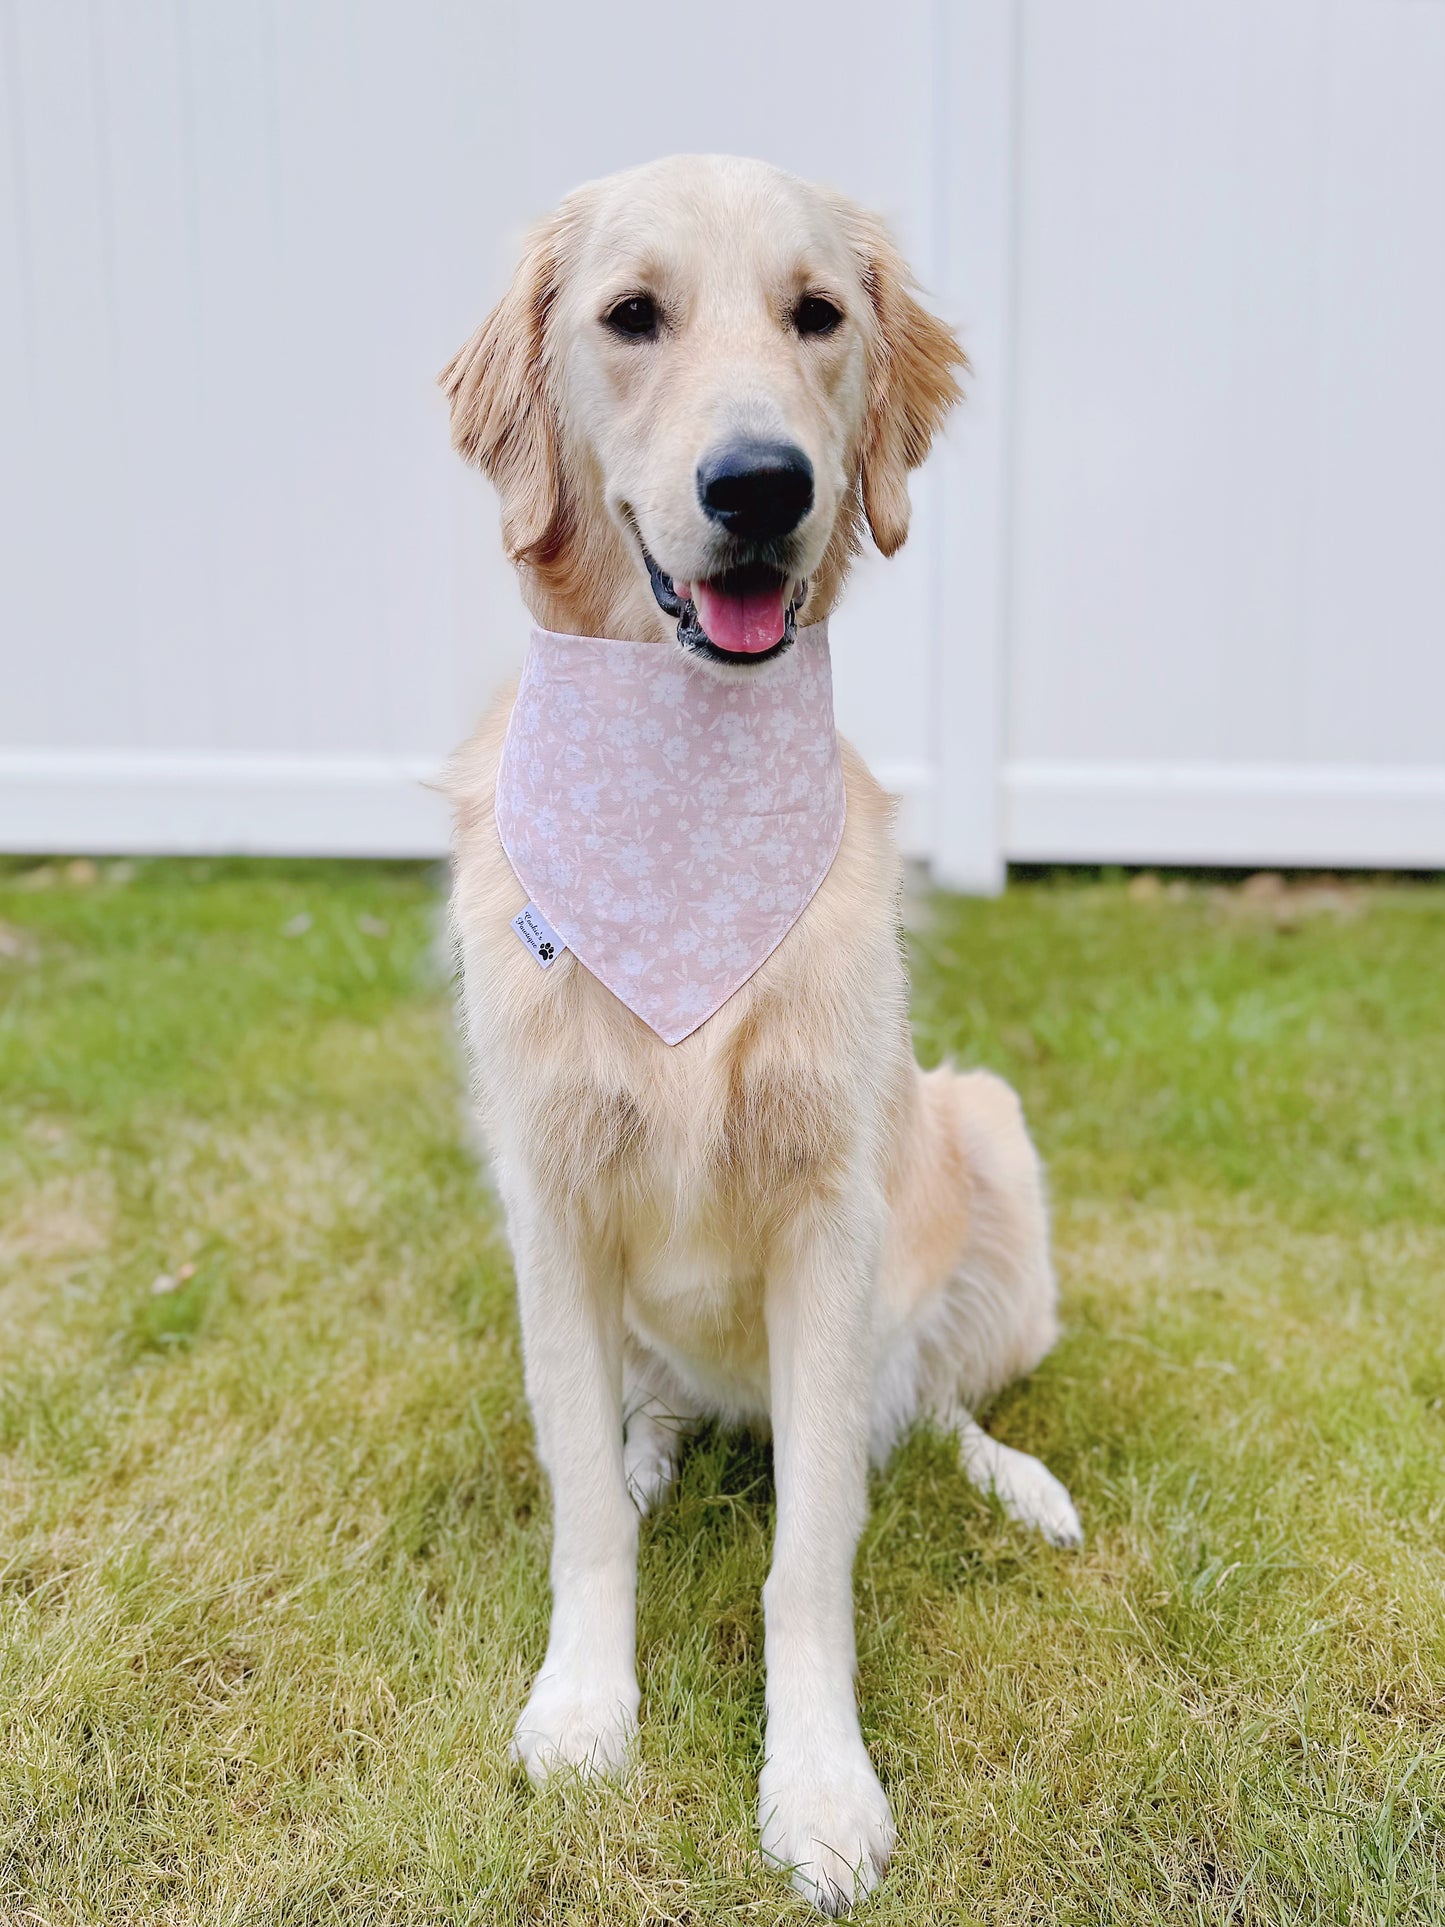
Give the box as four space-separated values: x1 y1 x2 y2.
511 901 566 969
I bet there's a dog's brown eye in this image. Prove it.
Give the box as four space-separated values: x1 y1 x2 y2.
793 295 842 337
605 295 659 339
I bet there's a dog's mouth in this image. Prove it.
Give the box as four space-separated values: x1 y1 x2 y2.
643 550 804 665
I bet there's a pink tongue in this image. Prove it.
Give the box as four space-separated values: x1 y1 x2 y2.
693 579 787 654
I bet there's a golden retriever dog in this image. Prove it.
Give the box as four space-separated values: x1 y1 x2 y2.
442 154 1079 1915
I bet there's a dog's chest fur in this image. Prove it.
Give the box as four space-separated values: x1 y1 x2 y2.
447 690 912 1409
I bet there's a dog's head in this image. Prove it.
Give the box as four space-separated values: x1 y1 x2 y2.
443 155 964 665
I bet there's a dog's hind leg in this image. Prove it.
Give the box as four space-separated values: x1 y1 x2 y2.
891 1067 1083 1547
622 1340 697 1515
933 1395 1083 1547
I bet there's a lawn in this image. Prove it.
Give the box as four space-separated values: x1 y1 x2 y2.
2 857 1443 1926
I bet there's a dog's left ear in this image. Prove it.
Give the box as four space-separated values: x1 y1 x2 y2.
838 205 967 557
439 211 570 565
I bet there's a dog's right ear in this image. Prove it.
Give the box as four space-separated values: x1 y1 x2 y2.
440 212 569 564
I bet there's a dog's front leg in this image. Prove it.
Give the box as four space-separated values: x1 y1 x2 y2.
759 1192 895 1915
505 1184 639 1781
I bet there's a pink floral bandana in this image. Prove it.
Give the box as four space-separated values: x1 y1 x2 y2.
496 623 845 1044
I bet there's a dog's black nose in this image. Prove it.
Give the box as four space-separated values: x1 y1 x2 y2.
697 441 814 540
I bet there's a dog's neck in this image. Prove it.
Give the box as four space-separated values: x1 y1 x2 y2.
511 490 863 645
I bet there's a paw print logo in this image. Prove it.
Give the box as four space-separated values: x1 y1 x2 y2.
538 941 555 962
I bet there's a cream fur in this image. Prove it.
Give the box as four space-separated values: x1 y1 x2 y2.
443 155 1078 1917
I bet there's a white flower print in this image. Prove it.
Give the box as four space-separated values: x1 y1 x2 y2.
719 718 759 760
690 824 724 861
615 840 653 879
622 765 660 802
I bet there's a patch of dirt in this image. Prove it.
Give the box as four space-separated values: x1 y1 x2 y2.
0 1170 117 1268
1126 873 1193 903
1124 870 1374 926
1214 871 1370 927
0 920 41 962
6 856 125 892
1364 1686 1445 1729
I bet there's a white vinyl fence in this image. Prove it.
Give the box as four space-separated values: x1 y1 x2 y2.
3 1 1443 887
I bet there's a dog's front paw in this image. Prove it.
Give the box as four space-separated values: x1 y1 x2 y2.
510 1669 639 1783
759 1741 896 1915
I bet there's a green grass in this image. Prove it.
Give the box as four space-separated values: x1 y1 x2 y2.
2 857 1443 1925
